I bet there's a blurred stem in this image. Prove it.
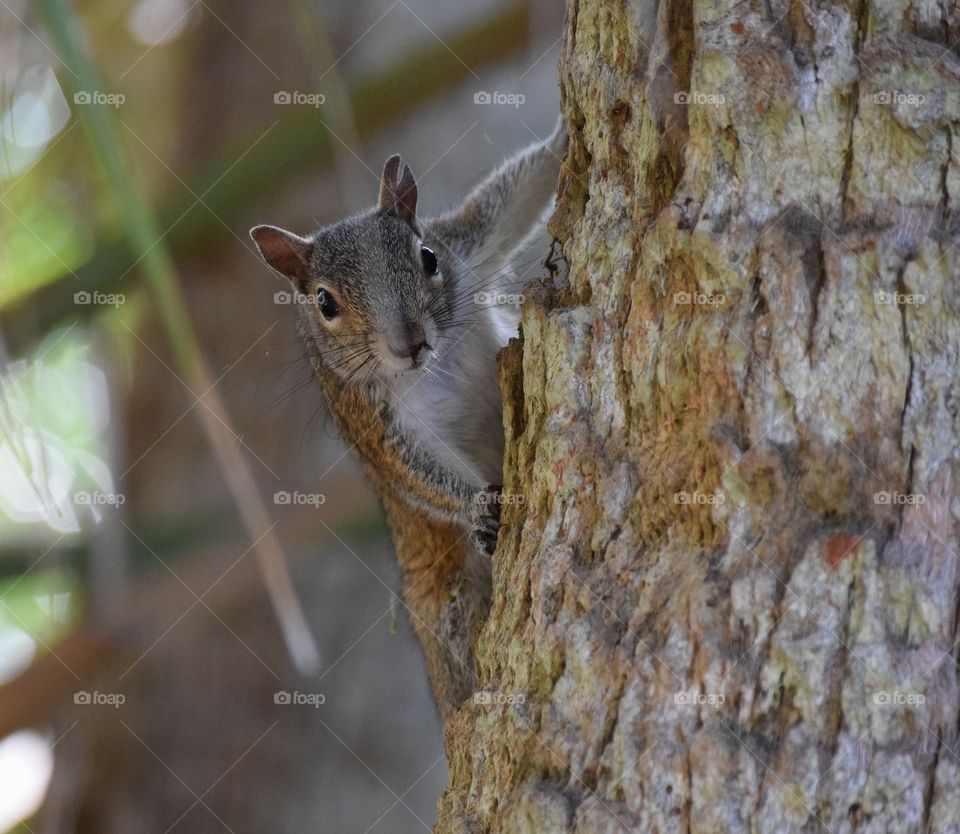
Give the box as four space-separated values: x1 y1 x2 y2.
289 0 365 204
35 0 194 372
35 0 321 674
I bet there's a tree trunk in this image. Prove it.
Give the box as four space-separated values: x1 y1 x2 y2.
435 0 960 831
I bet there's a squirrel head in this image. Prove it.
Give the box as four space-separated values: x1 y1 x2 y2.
251 155 449 384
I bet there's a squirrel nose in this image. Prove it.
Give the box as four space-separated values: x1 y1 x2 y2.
388 323 430 364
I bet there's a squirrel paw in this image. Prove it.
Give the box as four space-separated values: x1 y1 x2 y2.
470 485 502 557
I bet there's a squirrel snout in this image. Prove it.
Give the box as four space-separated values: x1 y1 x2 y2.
387 323 431 367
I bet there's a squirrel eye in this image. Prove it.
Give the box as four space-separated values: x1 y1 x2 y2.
316 288 340 321
419 245 438 276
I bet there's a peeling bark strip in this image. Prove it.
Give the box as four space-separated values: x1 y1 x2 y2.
434 0 960 831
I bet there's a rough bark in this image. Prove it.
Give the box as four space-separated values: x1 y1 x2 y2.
436 0 960 831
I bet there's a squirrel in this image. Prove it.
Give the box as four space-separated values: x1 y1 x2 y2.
250 122 566 716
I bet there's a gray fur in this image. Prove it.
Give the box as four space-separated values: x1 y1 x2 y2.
252 122 567 550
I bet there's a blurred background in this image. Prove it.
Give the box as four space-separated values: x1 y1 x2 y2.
0 0 562 830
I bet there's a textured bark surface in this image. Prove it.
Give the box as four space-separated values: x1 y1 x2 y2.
436 0 960 831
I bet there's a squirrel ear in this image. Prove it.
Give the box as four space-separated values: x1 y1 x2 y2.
250 225 312 288
378 154 401 211
395 163 418 226
378 154 418 227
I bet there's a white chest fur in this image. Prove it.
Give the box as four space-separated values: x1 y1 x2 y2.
383 313 510 487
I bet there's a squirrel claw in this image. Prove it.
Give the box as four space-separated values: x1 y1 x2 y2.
470 527 499 557
471 485 502 556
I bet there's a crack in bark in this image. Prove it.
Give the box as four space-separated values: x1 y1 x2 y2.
646 0 694 213
839 0 870 221
615 270 638 440
591 661 627 797
922 732 943 832
938 0 950 44
822 572 858 781
895 261 916 508
805 230 828 359
940 126 952 223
